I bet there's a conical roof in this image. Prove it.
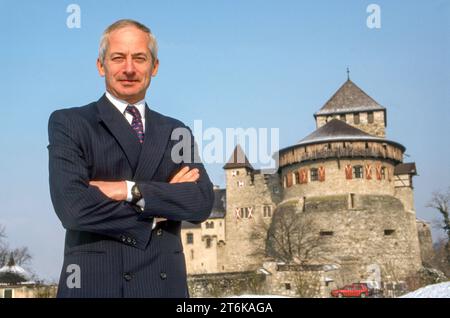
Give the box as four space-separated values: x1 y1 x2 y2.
292 119 404 151
314 79 385 116
223 145 253 170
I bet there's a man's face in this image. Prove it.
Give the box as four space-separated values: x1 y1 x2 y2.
97 26 159 104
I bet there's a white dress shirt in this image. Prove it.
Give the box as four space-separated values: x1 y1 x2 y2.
105 92 156 229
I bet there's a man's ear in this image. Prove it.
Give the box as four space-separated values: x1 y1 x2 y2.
151 59 159 77
96 58 105 77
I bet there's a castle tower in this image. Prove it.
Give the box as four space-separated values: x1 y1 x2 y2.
314 79 387 137
277 79 422 282
220 145 281 272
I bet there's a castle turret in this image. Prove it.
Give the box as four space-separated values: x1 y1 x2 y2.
314 79 387 137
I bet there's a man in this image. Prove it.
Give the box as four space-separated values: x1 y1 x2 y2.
48 19 214 297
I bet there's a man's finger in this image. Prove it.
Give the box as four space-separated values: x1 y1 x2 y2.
169 166 190 183
177 171 200 183
179 168 198 181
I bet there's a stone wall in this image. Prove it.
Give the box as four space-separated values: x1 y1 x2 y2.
416 220 434 266
281 159 396 200
316 110 386 137
272 194 422 281
187 271 266 297
219 168 282 273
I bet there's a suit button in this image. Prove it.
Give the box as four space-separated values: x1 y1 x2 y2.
120 235 126 242
127 237 132 244
160 272 167 280
132 239 137 246
123 273 133 281
156 229 163 236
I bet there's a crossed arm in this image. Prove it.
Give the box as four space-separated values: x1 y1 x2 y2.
48 110 214 250
89 166 200 223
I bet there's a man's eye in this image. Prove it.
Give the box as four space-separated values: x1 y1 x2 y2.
134 57 146 62
112 57 124 62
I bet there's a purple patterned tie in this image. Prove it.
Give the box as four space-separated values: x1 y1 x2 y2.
125 105 144 144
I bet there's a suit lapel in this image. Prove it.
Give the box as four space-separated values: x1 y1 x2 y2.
134 105 173 181
96 94 142 172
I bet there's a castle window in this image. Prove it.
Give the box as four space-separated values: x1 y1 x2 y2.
381 167 386 180
368 112 374 124
206 238 212 248
384 229 395 236
320 231 334 236
232 170 239 176
354 113 360 124
339 114 346 122
190 249 194 260
350 193 355 209
263 205 272 218
294 172 300 184
237 181 244 187
205 221 214 229
186 233 194 244
285 283 291 290
241 207 253 218
310 168 319 181
283 175 287 188
273 186 279 194
353 165 363 179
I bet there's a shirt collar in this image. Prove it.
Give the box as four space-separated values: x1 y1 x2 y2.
105 91 146 120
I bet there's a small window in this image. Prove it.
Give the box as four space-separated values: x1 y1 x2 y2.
384 229 395 236
241 207 252 218
381 167 386 180
285 283 291 290
368 112 374 124
310 168 319 182
320 231 334 236
263 206 272 218
237 181 244 187
190 249 194 260
339 114 346 122
232 170 239 176
294 172 300 184
353 165 363 179
205 221 214 229
186 233 194 244
354 113 360 124
273 186 279 194
283 175 287 188
206 238 212 248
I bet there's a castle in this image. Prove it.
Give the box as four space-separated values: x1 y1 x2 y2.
181 78 433 296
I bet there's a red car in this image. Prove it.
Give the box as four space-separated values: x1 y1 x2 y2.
331 283 370 298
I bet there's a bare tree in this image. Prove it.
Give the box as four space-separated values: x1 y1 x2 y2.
0 225 33 269
250 202 325 265
427 187 450 264
427 187 450 242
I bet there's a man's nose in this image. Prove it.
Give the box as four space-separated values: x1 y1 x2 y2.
123 57 136 75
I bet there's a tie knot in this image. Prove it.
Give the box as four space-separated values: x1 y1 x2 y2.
125 105 142 119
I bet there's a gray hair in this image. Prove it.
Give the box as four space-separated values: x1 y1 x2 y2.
98 19 158 65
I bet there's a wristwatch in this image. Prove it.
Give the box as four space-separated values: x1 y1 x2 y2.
131 184 142 204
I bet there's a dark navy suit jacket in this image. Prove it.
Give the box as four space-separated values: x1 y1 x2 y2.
47 94 214 298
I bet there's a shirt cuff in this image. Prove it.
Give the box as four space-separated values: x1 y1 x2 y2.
125 180 134 202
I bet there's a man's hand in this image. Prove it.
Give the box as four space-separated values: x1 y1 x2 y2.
169 166 199 184
89 181 127 201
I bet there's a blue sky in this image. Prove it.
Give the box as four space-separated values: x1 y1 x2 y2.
0 0 449 281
